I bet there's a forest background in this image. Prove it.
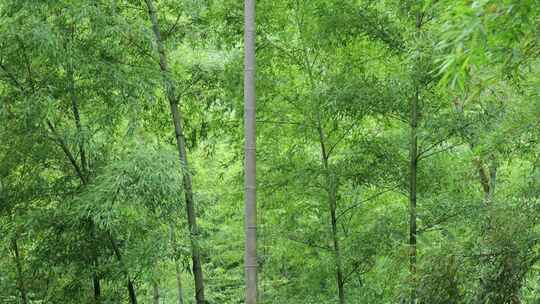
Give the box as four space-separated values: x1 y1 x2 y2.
0 0 539 303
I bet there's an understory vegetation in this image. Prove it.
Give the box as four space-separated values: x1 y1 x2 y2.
1 0 539 303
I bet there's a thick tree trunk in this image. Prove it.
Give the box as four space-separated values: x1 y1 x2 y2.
144 1 205 303
244 0 257 303
11 236 28 304
317 125 346 304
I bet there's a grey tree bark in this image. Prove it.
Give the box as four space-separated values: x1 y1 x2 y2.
144 1 205 303
244 0 257 303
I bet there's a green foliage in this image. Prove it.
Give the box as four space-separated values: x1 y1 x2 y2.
78 142 185 227
0 0 539 303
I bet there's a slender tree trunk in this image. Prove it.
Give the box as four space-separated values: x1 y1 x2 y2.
143 1 205 303
317 125 346 304
408 87 418 304
90 223 101 303
169 224 185 304
175 260 185 304
11 236 28 304
409 11 423 304
244 0 257 303
127 280 137 304
67 50 101 302
486 158 497 205
153 281 160 304
453 101 497 207
454 105 506 302
108 233 137 304
67 63 87 177
47 118 101 302
92 260 101 303
330 188 345 304
46 120 86 184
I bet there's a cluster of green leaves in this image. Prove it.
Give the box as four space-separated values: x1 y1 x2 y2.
0 0 539 303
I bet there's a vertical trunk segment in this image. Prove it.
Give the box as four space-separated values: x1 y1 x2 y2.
175 261 185 304
144 1 205 303
153 281 160 304
69 75 100 304
108 232 137 304
11 237 28 304
409 88 418 304
244 0 258 303
317 125 346 304
169 224 185 304
330 194 345 304
329 183 345 304
409 11 422 304
67 62 87 177
67 36 100 300
69 68 101 304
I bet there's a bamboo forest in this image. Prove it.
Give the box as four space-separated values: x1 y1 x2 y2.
1 0 540 303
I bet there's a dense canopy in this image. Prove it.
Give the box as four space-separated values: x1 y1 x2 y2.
1 0 539 303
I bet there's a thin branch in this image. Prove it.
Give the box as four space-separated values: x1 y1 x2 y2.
357 9 405 53
343 261 370 283
256 120 303 125
286 235 332 252
337 187 397 220
121 30 156 60
418 141 464 161
326 122 355 158
164 13 183 40
15 36 35 91
46 119 87 185
176 73 203 102
417 122 473 160
0 61 25 92
259 31 304 68
417 212 460 234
